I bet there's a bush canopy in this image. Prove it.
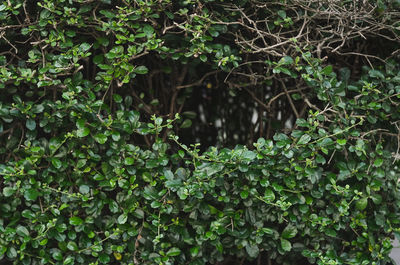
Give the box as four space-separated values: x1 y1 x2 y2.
0 0 400 265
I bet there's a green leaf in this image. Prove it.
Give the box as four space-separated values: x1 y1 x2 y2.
321 65 333 75
316 154 326 164
77 127 90 137
94 134 107 144
3 187 15 197
280 238 292 252
336 139 347 145
113 94 122 103
24 188 39 201
277 10 286 19
124 157 134 165
190 246 199 257
134 65 148 74
93 54 104 64
22 209 35 219
26 119 36 131
240 190 249 199
16 226 30 237
76 119 86 129
180 119 192 128
117 214 128 224
200 54 207 62
69 217 83 226
278 56 292 65
297 134 311 145
64 256 75 264
7 247 17 259
166 247 181 256
264 188 275 201
99 10 115 18
150 201 161 208
99 253 110 264
374 158 383 167
143 24 154 37
356 197 368 210
52 249 63 261
67 241 78 251
371 194 382 205
245 244 259 258
369 69 385 79
282 224 297 239
325 228 337 237
79 185 90 194
51 158 62 169
79 43 91 52
112 131 120 141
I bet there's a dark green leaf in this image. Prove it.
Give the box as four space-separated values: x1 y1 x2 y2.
166 247 181 256
245 244 259 258
26 119 36 131
24 188 39 201
282 225 297 239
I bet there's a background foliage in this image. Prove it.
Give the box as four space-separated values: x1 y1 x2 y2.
1 0 400 264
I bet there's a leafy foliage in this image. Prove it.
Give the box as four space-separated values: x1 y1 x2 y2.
0 1 400 265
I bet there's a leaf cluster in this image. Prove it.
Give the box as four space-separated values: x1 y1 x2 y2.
0 1 400 265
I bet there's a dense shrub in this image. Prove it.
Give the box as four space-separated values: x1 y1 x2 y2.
0 1 400 265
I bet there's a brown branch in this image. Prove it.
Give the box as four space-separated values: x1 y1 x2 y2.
279 79 299 118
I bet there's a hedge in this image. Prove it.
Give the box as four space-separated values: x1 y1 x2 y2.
1 1 400 265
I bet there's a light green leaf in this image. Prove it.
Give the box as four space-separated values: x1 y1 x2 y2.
69 217 83 226
190 246 199 257
117 214 128 224
79 43 91 52
94 133 107 144
3 187 15 197
77 127 90 137
297 134 311 145
336 139 347 145
374 158 383 167
240 190 249 199
124 157 134 165
67 241 78 251
16 226 30 237
281 238 292 252
79 185 90 194
356 197 368 210
278 55 292 65
264 188 275 201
